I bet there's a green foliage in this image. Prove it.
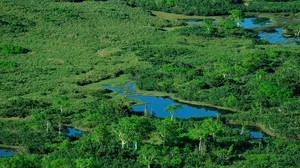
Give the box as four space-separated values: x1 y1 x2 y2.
0 0 299 167
219 19 237 29
0 60 18 68
164 103 182 120
0 154 40 168
0 14 35 35
122 0 300 15
228 9 244 26
137 144 160 167
0 44 29 54
0 97 51 117
111 116 151 149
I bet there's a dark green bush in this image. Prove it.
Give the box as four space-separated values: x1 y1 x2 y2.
0 44 29 54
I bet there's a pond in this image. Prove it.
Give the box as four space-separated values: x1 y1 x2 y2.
129 95 218 118
231 126 265 139
258 28 300 44
105 83 266 139
240 17 299 44
240 17 271 29
65 127 84 138
0 148 15 157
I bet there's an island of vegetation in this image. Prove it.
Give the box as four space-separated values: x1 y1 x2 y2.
0 0 299 167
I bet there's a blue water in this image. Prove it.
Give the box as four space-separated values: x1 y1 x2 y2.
258 28 300 44
239 17 299 44
65 127 84 138
0 149 14 157
129 95 218 118
232 127 265 139
240 17 271 28
184 17 271 28
250 130 263 139
105 83 266 138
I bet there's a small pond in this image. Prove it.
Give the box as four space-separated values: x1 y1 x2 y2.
258 28 300 44
250 130 264 139
0 148 15 157
105 83 266 139
240 17 271 29
231 126 265 139
238 17 299 44
129 95 218 118
65 127 84 138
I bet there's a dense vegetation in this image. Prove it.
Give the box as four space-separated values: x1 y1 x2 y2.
0 0 299 167
122 0 300 15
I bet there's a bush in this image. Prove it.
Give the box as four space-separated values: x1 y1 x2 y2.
0 44 29 54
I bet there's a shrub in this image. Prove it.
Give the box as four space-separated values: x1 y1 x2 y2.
0 44 29 54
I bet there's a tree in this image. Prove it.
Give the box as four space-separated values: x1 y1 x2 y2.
188 118 223 154
111 116 151 150
130 116 152 150
252 81 292 114
228 9 244 27
53 96 69 134
137 144 160 168
203 19 214 34
159 147 182 167
164 103 182 121
75 158 95 168
219 19 237 29
188 123 208 154
111 118 130 149
154 118 179 146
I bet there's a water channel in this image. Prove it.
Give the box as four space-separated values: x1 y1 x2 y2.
104 83 266 139
0 148 14 157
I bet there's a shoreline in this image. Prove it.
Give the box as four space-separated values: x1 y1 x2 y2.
132 86 281 138
134 87 240 113
225 121 277 138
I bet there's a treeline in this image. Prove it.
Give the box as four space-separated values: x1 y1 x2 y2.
1 111 300 167
121 0 300 15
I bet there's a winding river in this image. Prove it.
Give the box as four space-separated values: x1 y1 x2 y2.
105 83 266 139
